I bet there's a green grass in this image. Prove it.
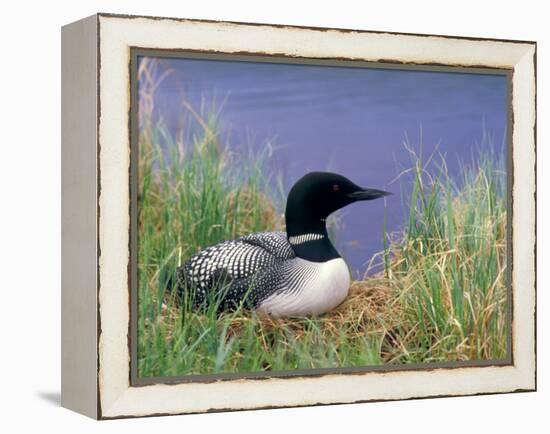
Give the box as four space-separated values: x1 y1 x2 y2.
380 144 508 363
136 60 508 377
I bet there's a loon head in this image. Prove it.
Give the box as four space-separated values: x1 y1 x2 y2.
285 171 390 227
285 171 390 261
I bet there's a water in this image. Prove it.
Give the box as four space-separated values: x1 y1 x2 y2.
142 56 508 277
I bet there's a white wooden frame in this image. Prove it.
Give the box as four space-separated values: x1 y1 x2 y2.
61 13 536 419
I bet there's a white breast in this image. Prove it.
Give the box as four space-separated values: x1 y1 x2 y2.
258 258 350 316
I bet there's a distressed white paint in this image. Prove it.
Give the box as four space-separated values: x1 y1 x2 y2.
96 14 536 418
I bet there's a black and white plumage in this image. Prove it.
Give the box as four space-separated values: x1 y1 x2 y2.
176 231 294 310
175 172 390 316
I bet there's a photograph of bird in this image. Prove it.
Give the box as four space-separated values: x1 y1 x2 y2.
175 171 390 316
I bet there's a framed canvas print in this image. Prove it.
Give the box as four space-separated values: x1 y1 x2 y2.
61 13 537 419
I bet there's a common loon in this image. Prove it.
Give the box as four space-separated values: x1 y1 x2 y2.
175 171 390 316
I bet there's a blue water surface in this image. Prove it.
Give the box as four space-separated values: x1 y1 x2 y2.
141 56 508 277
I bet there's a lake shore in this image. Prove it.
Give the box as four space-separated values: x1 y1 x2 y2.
136 102 507 377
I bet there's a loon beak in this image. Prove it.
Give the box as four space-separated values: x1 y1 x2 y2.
347 188 392 201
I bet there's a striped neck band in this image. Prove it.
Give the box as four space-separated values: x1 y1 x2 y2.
288 233 325 245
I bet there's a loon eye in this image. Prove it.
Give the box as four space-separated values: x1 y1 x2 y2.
332 184 340 192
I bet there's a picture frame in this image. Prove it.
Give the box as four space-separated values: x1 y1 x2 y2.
61 13 536 419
